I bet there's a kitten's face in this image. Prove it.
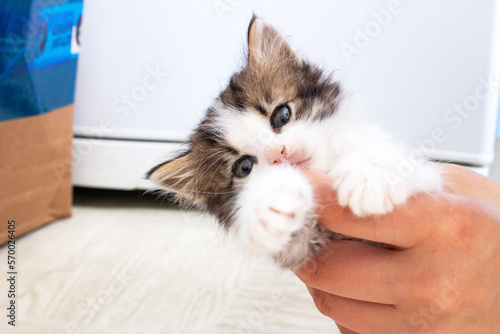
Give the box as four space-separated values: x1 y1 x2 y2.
147 17 341 226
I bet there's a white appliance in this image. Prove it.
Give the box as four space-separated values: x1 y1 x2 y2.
73 0 500 190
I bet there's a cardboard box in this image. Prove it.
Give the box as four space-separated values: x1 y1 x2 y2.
0 0 83 244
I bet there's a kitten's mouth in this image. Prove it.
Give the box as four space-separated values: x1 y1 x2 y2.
295 158 311 169
286 157 312 170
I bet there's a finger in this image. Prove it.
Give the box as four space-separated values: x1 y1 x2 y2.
306 171 444 247
295 240 400 305
308 287 395 334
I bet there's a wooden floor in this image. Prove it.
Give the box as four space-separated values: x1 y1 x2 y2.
0 188 337 334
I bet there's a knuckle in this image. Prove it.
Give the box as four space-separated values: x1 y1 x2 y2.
311 289 333 316
294 257 320 284
434 195 476 241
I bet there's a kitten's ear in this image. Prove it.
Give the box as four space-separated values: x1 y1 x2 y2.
146 151 202 205
247 16 300 67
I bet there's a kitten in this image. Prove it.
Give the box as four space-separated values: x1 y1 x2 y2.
147 17 442 268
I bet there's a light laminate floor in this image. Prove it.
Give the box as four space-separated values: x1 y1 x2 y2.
0 188 338 334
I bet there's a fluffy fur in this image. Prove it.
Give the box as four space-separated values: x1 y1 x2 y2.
147 17 442 268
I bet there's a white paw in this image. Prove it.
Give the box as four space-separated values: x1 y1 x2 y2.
235 165 313 255
330 156 441 217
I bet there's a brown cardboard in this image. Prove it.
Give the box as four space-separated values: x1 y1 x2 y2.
0 106 73 244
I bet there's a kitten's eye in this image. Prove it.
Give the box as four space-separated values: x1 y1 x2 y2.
233 156 254 178
271 105 291 129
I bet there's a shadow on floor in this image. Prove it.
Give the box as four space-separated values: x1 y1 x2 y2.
73 187 178 209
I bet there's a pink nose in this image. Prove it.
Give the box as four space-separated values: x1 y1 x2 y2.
265 145 286 164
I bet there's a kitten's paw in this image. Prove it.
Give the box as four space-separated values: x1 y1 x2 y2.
235 166 314 254
330 157 441 217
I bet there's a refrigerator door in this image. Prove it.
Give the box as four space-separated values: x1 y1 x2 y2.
73 0 500 189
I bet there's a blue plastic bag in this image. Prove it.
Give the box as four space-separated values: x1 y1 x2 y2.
0 0 83 121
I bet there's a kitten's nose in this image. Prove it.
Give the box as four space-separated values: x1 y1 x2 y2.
266 145 286 164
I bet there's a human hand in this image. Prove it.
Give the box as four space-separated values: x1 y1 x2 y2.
294 164 500 334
